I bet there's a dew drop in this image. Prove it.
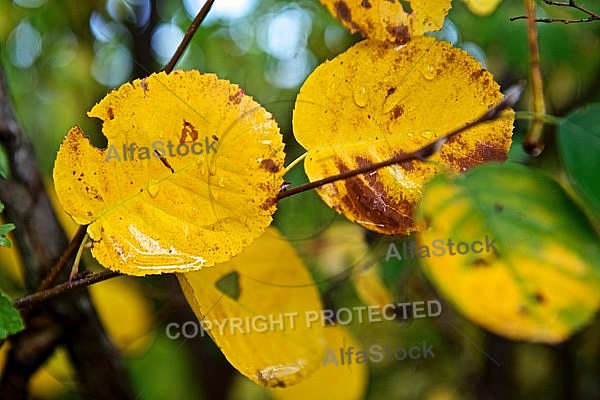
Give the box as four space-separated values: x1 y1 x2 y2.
420 64 436 81
419 130 433 140
148 183 160 198
353 86 369 108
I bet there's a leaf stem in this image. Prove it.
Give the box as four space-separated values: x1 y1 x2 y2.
283 152 307 175
163 0 216 74
277 83 525 200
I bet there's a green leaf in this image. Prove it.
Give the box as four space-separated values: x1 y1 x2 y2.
415 162 600 343
557 103 600 216
0 291 25 339
0 202 15 248
0 145 8 178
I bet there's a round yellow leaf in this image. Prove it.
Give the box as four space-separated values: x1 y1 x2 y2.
293 37 513 235
319 0 452 43
53 71 285 275
177 227 326 388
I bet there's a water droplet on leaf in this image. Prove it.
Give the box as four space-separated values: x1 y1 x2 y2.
353 86 369 107
420 64 436 80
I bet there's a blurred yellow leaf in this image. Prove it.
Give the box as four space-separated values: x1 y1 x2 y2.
353 263 395 309
461 0 502 16
319 0 452 43
53 71 284 276
177 227 326 388
270 325 367 400
88 277 155 355
293 37 513 235
416 163 600 343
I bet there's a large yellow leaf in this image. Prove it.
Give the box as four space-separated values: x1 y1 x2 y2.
319 0 451 43
53 71 285 275
293 37 513 235
270 325 367 400
177 227 326 388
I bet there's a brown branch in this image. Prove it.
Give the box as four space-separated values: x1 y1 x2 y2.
510 0 600 23
163 0 216 73
0 61 135 399
36 224 87 291
13 270 120 310
277 82 525 200
522 0 547 156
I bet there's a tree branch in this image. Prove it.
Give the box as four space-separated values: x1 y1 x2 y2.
0 62 134 399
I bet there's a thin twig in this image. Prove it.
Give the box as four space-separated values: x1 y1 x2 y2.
13 270 121 310
523 0 546 156
510 0 599 23
163 0 217 73
36 224 87 291
277 83 525 200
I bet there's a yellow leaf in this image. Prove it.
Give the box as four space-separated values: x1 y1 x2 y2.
53 71 285 276
461 0 502 16
177 227 326 388
270 325 367 400
319 0 452 43
88 277 155 355
353 263 395 309
293 37 513 235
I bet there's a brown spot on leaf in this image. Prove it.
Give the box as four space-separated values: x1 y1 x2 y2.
107 107 114 120
387 24 411 44
533 292 545 303
391 104 404 120
334 1 351 22
212 135 219 141
229 89 244 105
180 119 199 143
441 139 507 172
334 157 417 234
387 87 396 96
360 0 372 8
260 197 277 211
260 159 280 173
471 258 489 267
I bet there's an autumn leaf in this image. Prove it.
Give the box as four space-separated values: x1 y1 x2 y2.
293 36 513 235
177 227 325 388
319 0 452 43
415 163 600 343
270 325 367 400
461 0 502 16
53 71 285 276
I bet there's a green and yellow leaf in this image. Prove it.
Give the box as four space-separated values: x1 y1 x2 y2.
416 163 600 343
